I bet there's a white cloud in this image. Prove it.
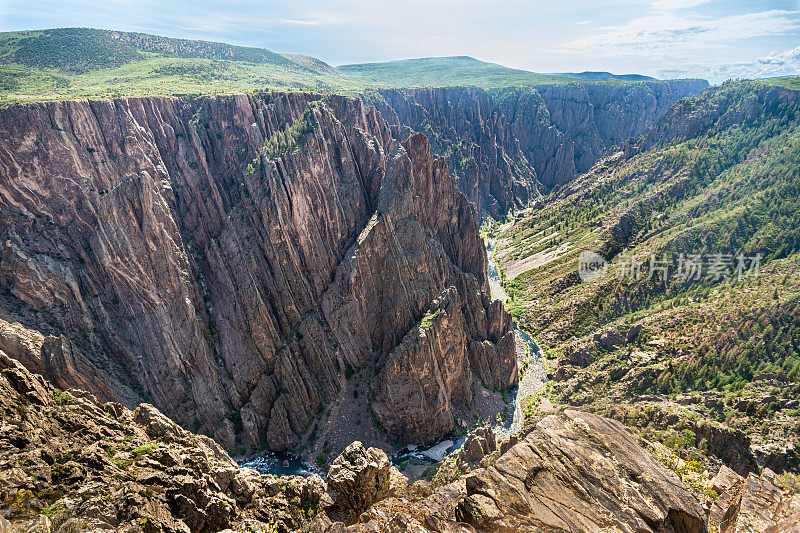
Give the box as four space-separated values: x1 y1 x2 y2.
657 44 800 82
758 45 800 70
562 10 800 57
651 0 711 10
718 45 800 79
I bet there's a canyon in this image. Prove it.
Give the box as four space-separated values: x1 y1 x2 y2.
368 78 709 217
0 80 707 457
0 92 517 456
5 43 800 529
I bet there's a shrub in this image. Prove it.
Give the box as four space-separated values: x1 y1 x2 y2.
420 308 442 329
775 472 800 495
131 443 157 457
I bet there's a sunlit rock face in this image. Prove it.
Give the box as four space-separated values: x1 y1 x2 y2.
0 92 515 450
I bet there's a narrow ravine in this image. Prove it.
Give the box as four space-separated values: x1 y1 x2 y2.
240 451 320 478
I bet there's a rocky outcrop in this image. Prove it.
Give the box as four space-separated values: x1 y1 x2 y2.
17 351 800 533
0 353 709 533
365 87 539 218
709 468 800 533
644 82 800 150
371 287 516 443
460 426 496 463
0 349 327 532
0 92 514 451
326 441 400 522
493 79 709 186
456 409 706 533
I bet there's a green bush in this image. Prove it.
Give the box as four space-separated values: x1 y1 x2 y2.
131 443 157 457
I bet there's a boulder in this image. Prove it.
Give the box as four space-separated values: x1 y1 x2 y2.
712 465 743 495
626 323 644 343
461 426 496 463
594 329 626 348
228 468 260 503
327 442 392 519
562 344 595 367
18 515 51 533
133 404 183 442
0 350 51 406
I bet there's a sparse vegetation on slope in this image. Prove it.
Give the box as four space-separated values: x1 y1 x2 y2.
494 80 800 474
0 28 363 102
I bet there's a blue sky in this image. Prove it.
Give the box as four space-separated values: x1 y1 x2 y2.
1 0 799 81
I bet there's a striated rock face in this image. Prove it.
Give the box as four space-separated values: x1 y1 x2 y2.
370 81 708 201
492 87 576 190
0 92 515 451
371 287 516 443
365 87 539 218
493 79 709 186
456 410 707 533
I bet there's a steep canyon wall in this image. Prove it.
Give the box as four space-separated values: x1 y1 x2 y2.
0 93 517 451
370 79 709 201
0 78 708 453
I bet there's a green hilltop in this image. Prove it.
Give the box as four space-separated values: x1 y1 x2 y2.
0 28 687 103
0 28 364 102
338 56 575 88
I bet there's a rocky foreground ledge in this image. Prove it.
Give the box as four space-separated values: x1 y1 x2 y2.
2 349 798 532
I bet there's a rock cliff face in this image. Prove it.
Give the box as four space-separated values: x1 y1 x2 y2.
365 87 539 218
644 83 800 149
456 410 707 533
367 81 708 203
2 353 727 533
0 92 516 451
494 79 709 186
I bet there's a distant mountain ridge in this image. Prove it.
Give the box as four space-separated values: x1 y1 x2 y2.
339 56 575 88
0 28 707 102
555 71 657 81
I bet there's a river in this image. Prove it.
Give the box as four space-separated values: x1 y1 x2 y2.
242 233 547 476
485 235 548 433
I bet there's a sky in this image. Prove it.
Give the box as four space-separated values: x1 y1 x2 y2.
1 0 799 82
